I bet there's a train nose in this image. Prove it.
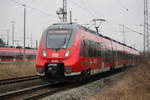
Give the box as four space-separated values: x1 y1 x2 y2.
45 63 64 77
47 64 58 75
45 49 70 59
47 67 58 75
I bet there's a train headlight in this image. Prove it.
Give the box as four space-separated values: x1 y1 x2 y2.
64 50 70 57
42 50 46 57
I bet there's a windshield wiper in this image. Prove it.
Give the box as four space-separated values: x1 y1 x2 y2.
57 33 68 49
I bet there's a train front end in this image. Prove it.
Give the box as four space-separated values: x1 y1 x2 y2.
35 23 80 79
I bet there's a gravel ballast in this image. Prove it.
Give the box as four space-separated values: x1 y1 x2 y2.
42 71 123 100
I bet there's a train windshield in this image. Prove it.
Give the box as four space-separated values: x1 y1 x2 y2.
46 29 72 49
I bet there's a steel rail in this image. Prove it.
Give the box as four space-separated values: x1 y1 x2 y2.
24 68 126 100
0 75 40 85
0 67 127 100
0 83 51 99
24 86 67 100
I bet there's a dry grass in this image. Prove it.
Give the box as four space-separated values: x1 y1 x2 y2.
87 60 150 100
0 62 37 79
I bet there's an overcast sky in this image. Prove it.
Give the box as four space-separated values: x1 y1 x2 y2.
0 0 149 51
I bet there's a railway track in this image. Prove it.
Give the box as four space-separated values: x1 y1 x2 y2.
0 67 125 100
24 83 76 100
0 82 51 100
0 80 80 100
0 75 40 85
24 69 123 100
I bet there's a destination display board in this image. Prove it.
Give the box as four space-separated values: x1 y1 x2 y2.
47 30 70 34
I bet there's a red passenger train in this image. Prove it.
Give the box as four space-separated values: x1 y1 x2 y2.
35 23 139 79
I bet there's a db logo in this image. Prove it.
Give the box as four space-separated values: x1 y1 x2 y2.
52 53 59 57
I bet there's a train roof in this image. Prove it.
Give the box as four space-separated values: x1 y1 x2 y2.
78 24 138 51
49 23 138 51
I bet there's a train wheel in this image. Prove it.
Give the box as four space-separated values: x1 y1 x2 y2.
123 64 128 70
81 69 91 80
110 66 115 72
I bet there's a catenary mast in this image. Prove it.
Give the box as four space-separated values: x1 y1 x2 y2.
144 0 149 52
57 0 67 22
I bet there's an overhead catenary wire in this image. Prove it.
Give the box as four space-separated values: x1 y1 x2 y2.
80 0 85 4
73 0 124 38
69 0 96 17
80 0 103 17
9 0 57 19
69 0 107 32
78 0 141 35
5 0 143 51
124 25 143 36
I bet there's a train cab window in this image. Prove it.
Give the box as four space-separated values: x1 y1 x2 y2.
46 29 72 49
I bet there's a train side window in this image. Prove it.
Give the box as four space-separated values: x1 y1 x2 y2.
109 50 113 62
104 50 109 62
85 40 89 57
100 43 105 60
80 40 84 56
83 40 88 57
114 50 118 61
96 43 98 57
82 40 86 56
80 39 90 57
97 43 101 57
93 41 96 57
96 42 99 57
88 40 92 57
91 41 94 57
